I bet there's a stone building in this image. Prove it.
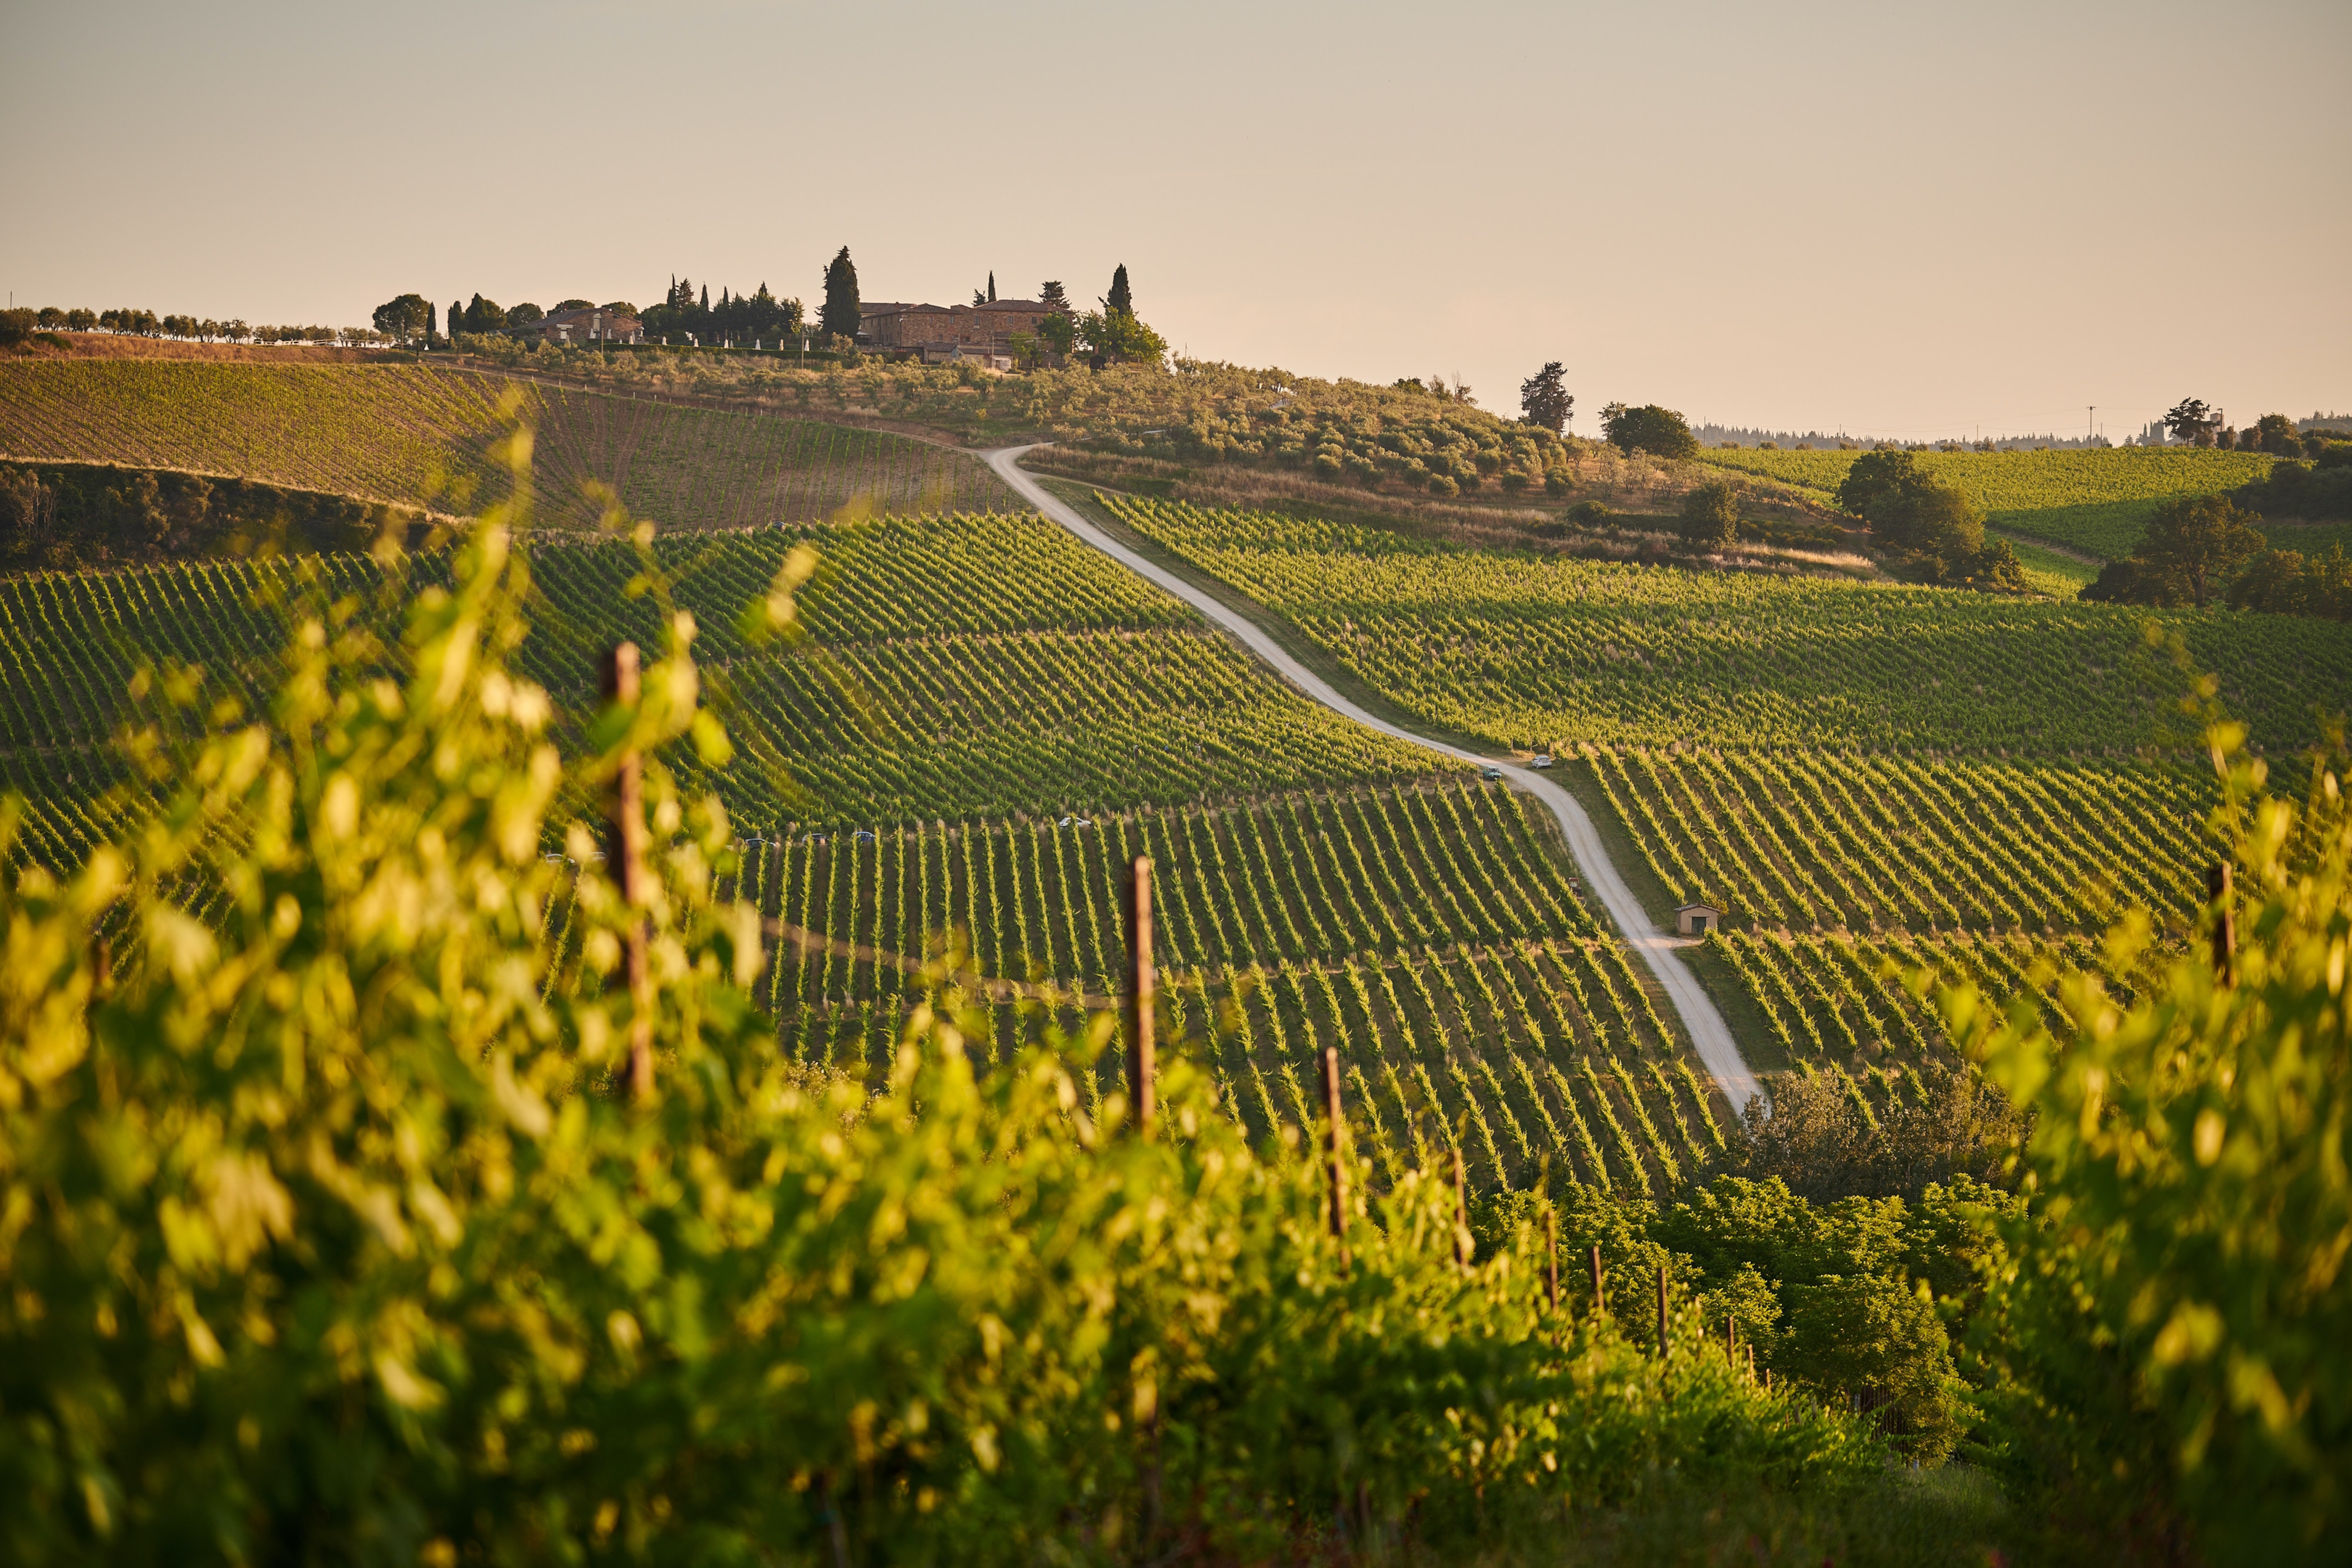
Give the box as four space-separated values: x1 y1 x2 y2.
858 298 1065 352
529 307 643 346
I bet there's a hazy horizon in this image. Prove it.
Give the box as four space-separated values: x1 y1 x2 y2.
4 0 2345 437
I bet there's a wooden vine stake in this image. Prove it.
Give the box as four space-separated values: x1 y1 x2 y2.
1726 1314 1738 1366
1319 1047 1349 1267
2210 863 2237 987
1543 1207 1560 1315
1656 1264 1669 1360
1450 1147 1471 1270
1589 1246 1606 1321
602 644 653 1101
1127 855 1156 1137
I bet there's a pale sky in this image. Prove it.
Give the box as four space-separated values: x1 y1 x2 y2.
4 0 2345 439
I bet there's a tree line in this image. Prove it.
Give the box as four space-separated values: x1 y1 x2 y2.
0 460 412 572
0 306 391 348
2163 397 2326 456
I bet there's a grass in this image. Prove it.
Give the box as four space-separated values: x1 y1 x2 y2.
1998 531 2099 594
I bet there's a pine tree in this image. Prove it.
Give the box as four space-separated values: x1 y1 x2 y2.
1519 362 1574 434
820 245 861 340
1040 280 1069 311
1104 264 1132 316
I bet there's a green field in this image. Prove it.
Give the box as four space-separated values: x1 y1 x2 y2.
0 359 1010 528
1693 444 2280 559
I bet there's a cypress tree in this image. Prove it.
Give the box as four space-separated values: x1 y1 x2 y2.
699 283 709 313
820 245 861 340
987 271 997 303
449 299 463 338
1106 264 1132 316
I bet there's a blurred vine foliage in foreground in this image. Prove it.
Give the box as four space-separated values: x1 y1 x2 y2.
0 433 1878 1564
1948 714 2352 1564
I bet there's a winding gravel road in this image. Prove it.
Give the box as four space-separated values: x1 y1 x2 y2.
981 445 1762 1116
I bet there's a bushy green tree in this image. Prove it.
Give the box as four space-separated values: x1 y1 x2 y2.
1599 403 1698 459
370 293 432 343
2251 412 2304 457
2226 545 2352 621
458 294 505 333
1949 717 2352 1562
1077 308 1168 368
2081 494 2264 608
1678 479 1739 547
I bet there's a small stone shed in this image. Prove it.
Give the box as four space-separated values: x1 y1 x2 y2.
1675 902 1722 935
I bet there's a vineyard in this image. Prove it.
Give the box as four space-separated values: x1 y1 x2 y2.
0 359 1008 528
0 502 1769 1198
1692 444 2283 558
684 782 1738 1197
1070 492 2348 1130
1098 496 2352 754
1577 746 2210 934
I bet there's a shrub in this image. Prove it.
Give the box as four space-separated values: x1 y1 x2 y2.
1678 480 1739 547
1949 722 2352 1561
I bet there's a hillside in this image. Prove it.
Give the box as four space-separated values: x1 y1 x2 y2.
1084 491 2352 1099
0 359 1011 531
1692 443 2312 559
1 515 1752 1183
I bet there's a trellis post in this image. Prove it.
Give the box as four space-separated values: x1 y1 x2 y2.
1450 1148 1471 1270
1127 856 1155 1136
2209 863 2236 987
1656 1264 1669 1360
602 643 653 1100
1320 1047 1349 1263
1543 1207 1560 1315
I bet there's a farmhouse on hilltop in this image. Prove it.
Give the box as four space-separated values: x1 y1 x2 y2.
528 306 642 346
859 298 1065 360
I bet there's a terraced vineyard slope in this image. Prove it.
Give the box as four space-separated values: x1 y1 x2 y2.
0 359 1009 528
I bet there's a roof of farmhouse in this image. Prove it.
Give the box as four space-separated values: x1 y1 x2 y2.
862 300 1067 317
